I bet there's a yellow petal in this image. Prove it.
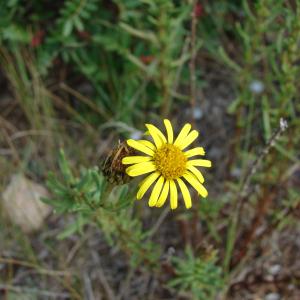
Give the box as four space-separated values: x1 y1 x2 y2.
122 156 152 165
164 119 173 144
145 124 167 148
149 176 164 207
174 123 191 146
186 164 205 183
177 178 192 209
184 147 205 158
188 159 212 168
126 161 156 177
169 180 178 210
127 139 154 156
137 172 160 199
183 172 208 198
178 130 199 150
138 140 156 151
156 180 170 207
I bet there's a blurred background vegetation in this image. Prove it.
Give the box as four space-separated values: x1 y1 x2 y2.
0 0 299 299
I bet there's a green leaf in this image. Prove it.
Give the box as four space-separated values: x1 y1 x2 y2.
119 22 158 44
58 149 75 184
227 97 241 114
57 215 88 239
262 96 271 140
1 24 30 42
218 46 242 73
41 196 72 214
63 20 73 36
73 16 84 31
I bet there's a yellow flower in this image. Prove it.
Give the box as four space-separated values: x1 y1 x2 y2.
122 120 212 209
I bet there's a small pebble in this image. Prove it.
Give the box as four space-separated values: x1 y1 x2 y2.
265 292 280 300
130 131 142 140
249 80 264 94
268 264 281 275
193 107 203 120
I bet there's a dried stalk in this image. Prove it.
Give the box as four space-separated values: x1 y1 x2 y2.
224 118 288 272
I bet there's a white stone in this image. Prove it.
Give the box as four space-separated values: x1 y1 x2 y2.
265 292 280 300
193 107 203 120
268 264 281 275
2 174 51 233
130 131 142 140
249 80 264 94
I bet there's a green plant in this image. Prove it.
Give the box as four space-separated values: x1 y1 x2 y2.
43 149 160 268
214 0 300 275
0 0 195 123
169 247 224 300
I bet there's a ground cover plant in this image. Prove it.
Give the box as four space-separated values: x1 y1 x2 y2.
0 0 299 299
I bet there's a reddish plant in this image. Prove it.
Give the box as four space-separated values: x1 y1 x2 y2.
194 2 204 18
30 30 45 48
140 55 154 64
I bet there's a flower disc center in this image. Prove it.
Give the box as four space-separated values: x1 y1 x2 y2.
153 144 187 180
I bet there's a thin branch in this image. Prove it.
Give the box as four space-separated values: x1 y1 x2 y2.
238 118 288 199
91 251 116 300
0 257 71 277
0 284 70 299
146 206 170 240
224 118 288 272
189 0 199 125
59 82 110 121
